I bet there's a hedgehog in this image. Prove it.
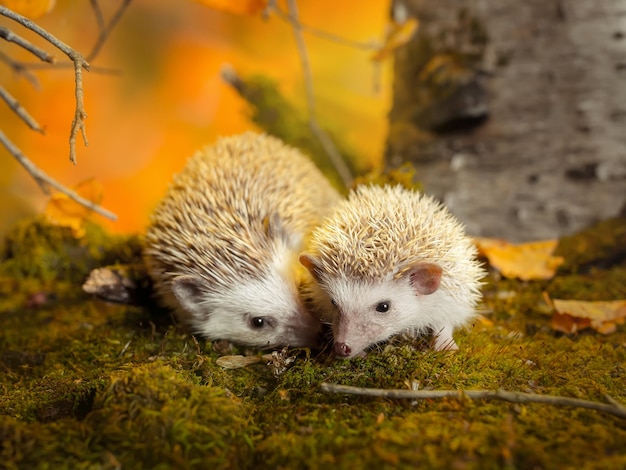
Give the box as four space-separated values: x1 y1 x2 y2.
144 132 341 348
299 184 484 358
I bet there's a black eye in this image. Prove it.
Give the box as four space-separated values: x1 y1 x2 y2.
375 301 391 313
331 299 338 307
250 317 265 328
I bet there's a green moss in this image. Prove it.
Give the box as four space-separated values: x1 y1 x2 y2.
555 217 626 274
1 215 625 469
353 162 424 192
0 216 143 286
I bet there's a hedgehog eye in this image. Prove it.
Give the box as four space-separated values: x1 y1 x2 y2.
331 299 338 308
250 317 266 328
375 301 391 313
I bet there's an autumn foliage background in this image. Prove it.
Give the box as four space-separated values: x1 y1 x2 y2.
0 0 391 237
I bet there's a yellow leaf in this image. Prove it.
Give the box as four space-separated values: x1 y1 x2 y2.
475 238 564 281
371 17 419 62
0 0 56 18
192 0 268 15
45 178 104 238
548 297 626 335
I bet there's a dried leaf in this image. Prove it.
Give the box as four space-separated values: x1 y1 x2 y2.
371 17 419 62
215 355 262 369
475 238 564 281
546 295 626 335
82 267 137 304
193 0 267 16
44 178 104 238
0 0 56 18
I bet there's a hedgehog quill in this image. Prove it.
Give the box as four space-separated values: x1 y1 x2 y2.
144 132 341 348
300 184 485 358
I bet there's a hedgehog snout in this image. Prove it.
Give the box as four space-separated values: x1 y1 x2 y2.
334 342 352 357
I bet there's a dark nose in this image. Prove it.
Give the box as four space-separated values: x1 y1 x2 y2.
334 342 352 357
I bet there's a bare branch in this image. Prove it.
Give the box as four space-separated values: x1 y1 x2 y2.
0 6 92 164
20 61 122 75
0 24 55 63
0 50 40 89
272 6 379 51
285 0 353 188
90 0 107 32
0 84 44 133
0 6 85 59
69 55 89 165
87 0 133 62
0 130 117 220
320 382 626 420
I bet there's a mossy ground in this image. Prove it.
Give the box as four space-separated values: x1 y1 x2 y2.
1 217 625 469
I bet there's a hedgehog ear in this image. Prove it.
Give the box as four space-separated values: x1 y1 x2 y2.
299 253 323 281
407 263 442 296
171 275 208 317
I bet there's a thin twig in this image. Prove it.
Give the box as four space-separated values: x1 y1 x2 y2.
87 0 133 62
0 24 56 63
0 6 91 164
69 54 89 165
0 130 117 220
0 84 44 133
320 382 626 420
272 6 379 51
0 50 41 89
285 0 353 188
20 61 122 75
118 338 132 357
0 6 87 59
90 0 107 33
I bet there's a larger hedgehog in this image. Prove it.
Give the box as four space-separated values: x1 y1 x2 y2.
300 184 484 358
144 132 341 348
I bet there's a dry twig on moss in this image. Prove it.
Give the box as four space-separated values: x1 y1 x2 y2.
320 382 626 420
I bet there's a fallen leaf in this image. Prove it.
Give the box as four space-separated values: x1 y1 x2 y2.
371 17 419 62
82 267 137 305
193 0 267 16
544 294 626 335
45 178 103 238
475 238 564 281
215 355 262 369
0 0 56 18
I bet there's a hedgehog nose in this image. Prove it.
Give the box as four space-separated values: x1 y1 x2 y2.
334 342 352 357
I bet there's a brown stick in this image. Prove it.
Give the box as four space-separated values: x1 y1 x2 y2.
0 84 44 133
0 24 55 63
0 50 40 89
87 0 133 62
320 382 626 420
285 0 353 188
0 6 91 164
0 130 117 220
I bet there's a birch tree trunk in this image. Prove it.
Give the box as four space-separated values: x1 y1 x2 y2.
387 0 626 242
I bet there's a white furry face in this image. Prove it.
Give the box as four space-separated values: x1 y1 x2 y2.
319 274 473 358
171 261 321 349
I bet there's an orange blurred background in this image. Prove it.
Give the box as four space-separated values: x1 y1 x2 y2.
0 0 391 237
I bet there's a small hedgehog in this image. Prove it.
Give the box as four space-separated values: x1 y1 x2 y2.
300 184 484 358
144 132 341 348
